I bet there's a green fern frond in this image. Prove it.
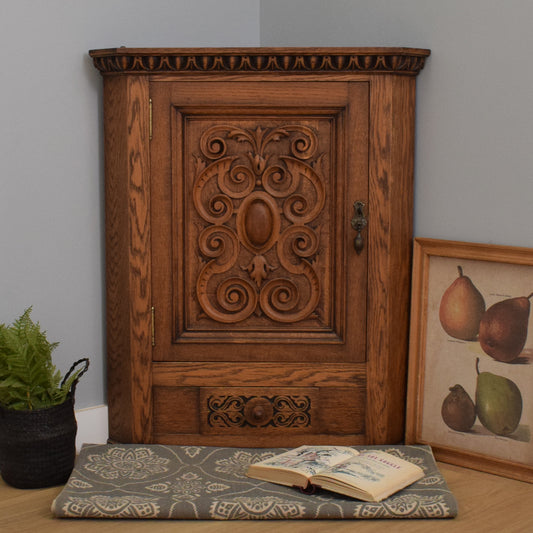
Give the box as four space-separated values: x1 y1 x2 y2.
0 308 87 410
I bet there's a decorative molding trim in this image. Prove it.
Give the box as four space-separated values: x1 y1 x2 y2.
89 47 430 76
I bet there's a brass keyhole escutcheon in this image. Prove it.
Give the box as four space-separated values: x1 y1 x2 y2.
351 201 367 254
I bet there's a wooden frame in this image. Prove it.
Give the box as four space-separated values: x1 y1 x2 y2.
406 238 533 483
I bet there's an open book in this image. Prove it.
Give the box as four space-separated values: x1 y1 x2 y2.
246 445 425 502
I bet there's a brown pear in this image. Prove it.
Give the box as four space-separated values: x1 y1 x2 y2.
479 292 532 363
441 384 476 432
439 266 486 341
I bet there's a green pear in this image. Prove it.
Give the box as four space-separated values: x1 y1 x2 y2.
441 384 476 432
479 292 532 363
475 358 522 436
439 266 486 341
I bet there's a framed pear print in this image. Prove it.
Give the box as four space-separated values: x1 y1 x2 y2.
406 238 533 483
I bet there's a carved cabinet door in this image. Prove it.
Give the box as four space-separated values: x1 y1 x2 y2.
150 80 369 444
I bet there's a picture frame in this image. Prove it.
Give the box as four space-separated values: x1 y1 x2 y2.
405 238 533 483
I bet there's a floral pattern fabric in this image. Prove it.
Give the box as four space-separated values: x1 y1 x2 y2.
51 444 457 520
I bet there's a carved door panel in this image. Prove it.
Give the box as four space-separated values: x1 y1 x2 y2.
151 81 368 365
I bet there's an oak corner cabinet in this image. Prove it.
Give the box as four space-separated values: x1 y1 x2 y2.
90 46 430 447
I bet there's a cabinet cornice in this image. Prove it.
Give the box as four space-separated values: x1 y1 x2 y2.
89 47 430 76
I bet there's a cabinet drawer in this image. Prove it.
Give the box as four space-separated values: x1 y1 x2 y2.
152 385 365 439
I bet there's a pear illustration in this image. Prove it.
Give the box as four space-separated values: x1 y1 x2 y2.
441 384 476 432
439 266 486 341
475 358 522 436
478 292 532 363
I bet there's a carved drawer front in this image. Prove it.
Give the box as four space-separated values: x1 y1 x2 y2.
201 388 316 435
152 385 366 439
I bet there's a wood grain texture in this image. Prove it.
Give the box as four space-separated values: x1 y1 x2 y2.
365 76 416 443
93 47 427 447
103 75 132 443
151 362 367 387
103 75 152 443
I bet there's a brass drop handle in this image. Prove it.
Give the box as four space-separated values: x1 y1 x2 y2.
351 201 367 254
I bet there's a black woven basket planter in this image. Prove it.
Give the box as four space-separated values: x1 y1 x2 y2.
0 358 89 489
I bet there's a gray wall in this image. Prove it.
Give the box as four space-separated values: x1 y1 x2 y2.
260 0 533 246
0 0 260 408
2 0 532 409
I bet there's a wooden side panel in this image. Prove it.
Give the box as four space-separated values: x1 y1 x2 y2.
152 387 199 435
366 76 417 443
103 75 152 443
318 387 366 435
387 76 417 440
103 76 131 442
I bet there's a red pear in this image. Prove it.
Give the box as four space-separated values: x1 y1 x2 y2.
479 293 532 363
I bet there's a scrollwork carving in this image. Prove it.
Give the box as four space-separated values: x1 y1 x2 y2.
278 225 320 274
262 165 295 198
196 226 258 323
284 125 318 160
280 157 325 224
200 125 318 168
199 126 228 159
197 226 238 263
207 396 246 428
193 123 326 325
226 165 256 199
260 267 320 323
193 157 237 225
272 394 311 428
197 266 257 324
207 394 311 429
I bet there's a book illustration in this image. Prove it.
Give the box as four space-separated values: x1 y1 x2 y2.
329 459 386 483
259 446 359 476
436 264 530 442
247 446 425 502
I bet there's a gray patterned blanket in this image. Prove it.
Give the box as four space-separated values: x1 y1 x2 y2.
51 444 457 520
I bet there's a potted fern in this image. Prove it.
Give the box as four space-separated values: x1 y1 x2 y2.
0 307 89 488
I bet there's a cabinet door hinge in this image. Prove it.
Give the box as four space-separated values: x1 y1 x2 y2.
149 98 153 141
151 305 155 346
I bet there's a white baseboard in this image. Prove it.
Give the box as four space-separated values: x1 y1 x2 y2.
75 404 108 451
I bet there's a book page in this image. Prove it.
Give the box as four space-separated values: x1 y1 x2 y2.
253 446 360 477
311 450 424 499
